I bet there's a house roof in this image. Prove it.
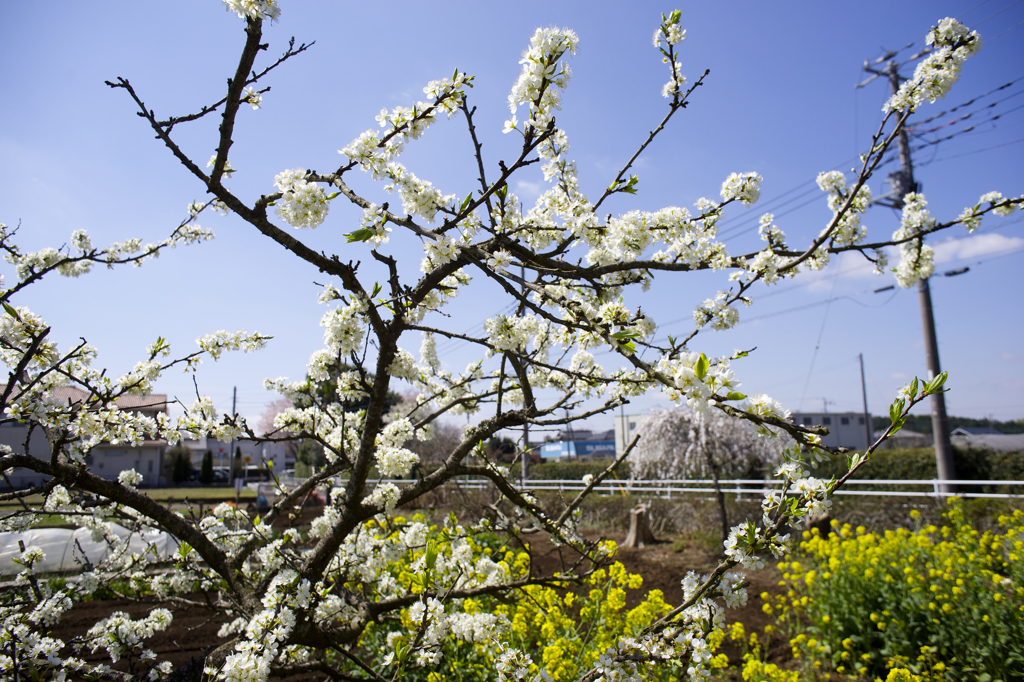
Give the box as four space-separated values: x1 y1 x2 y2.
951 426 1003 436
950 433 1024 453
48 386 169 413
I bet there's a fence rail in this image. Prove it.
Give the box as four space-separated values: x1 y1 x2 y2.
261 477 1024 500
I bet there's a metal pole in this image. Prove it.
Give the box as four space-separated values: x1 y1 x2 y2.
859 353 872 450
882 62 956 493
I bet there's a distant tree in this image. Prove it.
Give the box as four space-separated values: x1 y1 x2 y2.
257 398 300 463
200 449 214 485
404 421 463 469
631 408 785 542
295 439 325 478
233 446 244 479
169 444 193 484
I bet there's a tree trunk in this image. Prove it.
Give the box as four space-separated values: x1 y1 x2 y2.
623 503 658 548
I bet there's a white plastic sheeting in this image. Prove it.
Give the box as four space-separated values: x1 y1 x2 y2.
0 523 179 575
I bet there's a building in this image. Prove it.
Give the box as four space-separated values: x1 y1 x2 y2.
1 387 170 490
540 429 615 461
179 435 293 475
791 412 871 450
0 419 54 490
613 413 644 457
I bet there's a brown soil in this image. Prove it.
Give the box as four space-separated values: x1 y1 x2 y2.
51 596 228 676
526 529 786 667
47 524 790 680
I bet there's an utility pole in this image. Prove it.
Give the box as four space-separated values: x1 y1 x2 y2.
859 353 872 450
521 264 530 486
229 386 237 490
860 57 956 493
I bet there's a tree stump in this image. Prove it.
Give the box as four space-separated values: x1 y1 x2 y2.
805 513 832 539
623 503 658 548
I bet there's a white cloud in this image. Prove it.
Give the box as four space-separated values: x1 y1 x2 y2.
515 180 542 202
932 233 1024 264
791 233 1024 294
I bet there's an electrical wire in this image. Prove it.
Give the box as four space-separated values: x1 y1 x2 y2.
973 0 1024 27
917 135 1024 166
911 78 1024 127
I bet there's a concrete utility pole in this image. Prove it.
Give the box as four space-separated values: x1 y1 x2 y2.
521 264 530 486
859 353 872 449
861 58 956 492
229 386 237 489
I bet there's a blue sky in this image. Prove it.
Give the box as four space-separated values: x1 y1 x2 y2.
2 0 1022 434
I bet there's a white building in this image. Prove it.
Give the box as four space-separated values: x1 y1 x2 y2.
613 413 645 457
178 435 293 474
791 412 871 451
1 388 170 490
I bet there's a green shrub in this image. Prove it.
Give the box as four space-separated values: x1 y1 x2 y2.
527 459 630 480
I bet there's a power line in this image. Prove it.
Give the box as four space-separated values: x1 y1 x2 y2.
909 102 1024 150
917 135 1024 166
973 0 1024 27
911 77 1024 127
913 88 1024 133
988 17 1024 41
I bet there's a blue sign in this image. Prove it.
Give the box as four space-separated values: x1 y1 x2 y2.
540 440 615 459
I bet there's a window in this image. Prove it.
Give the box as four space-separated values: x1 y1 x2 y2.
148 460 153 473
841 417 849 425
802 417 814 425
858 417 865 424
822 417 831 425
629 421 636 430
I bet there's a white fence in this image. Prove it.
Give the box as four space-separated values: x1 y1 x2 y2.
263 477 1024 500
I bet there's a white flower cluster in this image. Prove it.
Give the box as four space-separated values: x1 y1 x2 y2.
359 203 391 245
197 329 269 361
981 191 1019 217
485 313 539 353
816 170 871 246
495 640 542 682
885 18 981 113
118 468 144 488
720 172 763 207
341 72 472 176
321 297 366 356
959 191 1020 232
507 27 579 133
383 163 455 223
1 223 213 282
723 522 765 570
243 86 262 109
179 396 243 443
86 608 172 665
421 233 463 270
653 11 687 98
408 598 448 665
892 192 936 288
487 249 513 273
374 418 420 477
653 15 686 47
222 0 280 22
693 291 740 331
215 607 296 682
655 352 739 414
273 168 330 228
